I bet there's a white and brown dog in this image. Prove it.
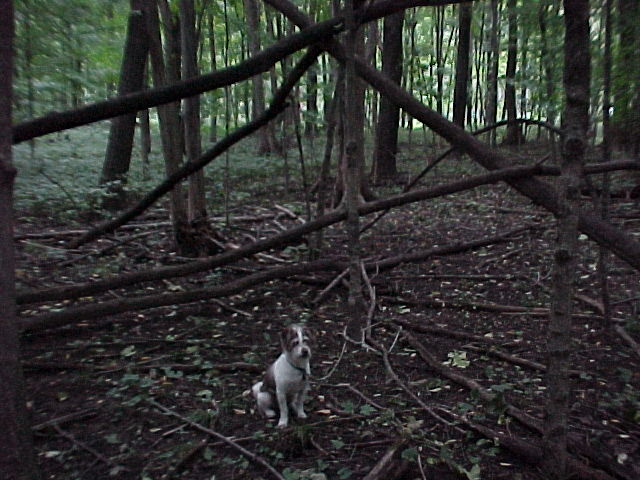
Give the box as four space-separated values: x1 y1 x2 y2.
251 324 312 428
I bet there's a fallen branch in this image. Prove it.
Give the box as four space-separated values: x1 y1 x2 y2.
53 423 127 472
388 297 602 320
362 440 409 480
68 47 323 248
264 0 640 272
453 414 615 480
18 174 534 306
31 408 97 432
614 324 640 359
402 330 636 480
147 399 285 480
392 318 510 346
20 230 530 332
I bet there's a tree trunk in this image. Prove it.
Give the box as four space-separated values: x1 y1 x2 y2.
542 1 590 477
335 1 374 204
484 0 499 145
243 0 277 154
452 3 472 128
179 0 208 226
372 10 403 183
0 3 41 478
208 12 218 144
344 0 366 341
503 0 522 145
538 3 556 127
142 0 190 253
100 0 150 210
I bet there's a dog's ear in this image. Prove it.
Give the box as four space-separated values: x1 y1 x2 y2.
301 326 315 345
280 324 295 351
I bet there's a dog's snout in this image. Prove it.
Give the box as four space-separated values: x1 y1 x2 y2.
300 348 310 358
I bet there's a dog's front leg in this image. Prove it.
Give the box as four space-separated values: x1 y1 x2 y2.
292 385 308 419
276 389 289 428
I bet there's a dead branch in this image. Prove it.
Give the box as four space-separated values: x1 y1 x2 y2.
312 268 349 304
20 259 341 332
451 414 616 480
614 324 640 358
264 0 640 272
147 399 285 480
13 22 338 144
367 336 456 429
20 229 530 332
18 170 537 307
68 47 323 248
31 408 97 432
393 318 511 346
388 296 602 320
462 345 585 377
362 440 409 480
402 330 635 480
53 423 127 471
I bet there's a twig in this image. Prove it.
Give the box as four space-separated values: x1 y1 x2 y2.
367 336 457 430
316 338 347 381
53 423 126 471
147 399 285 480
325 383 385 410
32 408 97 432
313 268 349 304
614 325 640 358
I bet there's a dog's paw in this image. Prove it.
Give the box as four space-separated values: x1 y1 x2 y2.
277 420 289 428
295 410 307 419
264 409 277 418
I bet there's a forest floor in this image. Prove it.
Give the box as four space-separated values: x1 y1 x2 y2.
14 135 640 480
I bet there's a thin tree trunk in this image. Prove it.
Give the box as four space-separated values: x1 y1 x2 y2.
484 0 499 145
244 0 277 154
208 13 218 143
100 0 150 209
452 3 472 128
142 0 190 252
503 0 521 145
180 0 208 227
598 0 613 324
344 0 366 341
538 3 556 127
372 10 404 183
542 1 590 477
0 2 41 478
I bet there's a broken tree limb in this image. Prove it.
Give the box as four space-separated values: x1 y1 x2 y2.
12 21 338 144
18 167 539 306
148 399 285 480
20 228 526 331
20 259 341 332
68 46 323 249
264 0 640 272
401 330 635 480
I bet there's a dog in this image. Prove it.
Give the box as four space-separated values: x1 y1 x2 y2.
251 324 312 428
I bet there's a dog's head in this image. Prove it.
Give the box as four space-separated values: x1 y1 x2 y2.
280 324 313 364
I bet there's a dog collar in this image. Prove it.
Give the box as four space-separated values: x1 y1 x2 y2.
287 360 308 380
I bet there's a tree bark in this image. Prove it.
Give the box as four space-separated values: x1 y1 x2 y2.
142 0 190 253
372 10 404 183
261 0 640 272
542 1 591 477
179 0 208 227
484 0 499 145
452 3 472 128
244 0 278 154
503 0 522 145
0 2 41 478
100 0 150 210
